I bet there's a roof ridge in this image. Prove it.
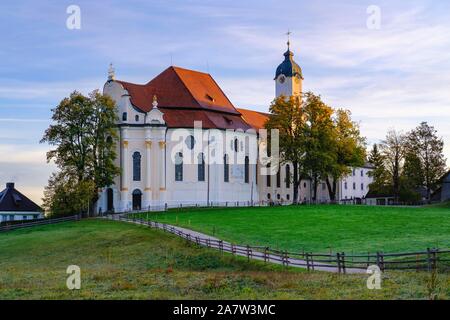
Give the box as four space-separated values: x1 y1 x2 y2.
171 65 211 76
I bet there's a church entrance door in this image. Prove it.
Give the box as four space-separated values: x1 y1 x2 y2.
132 189 142 211
107 188 114 212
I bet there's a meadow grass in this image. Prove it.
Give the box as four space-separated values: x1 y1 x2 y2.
0 219 448 300
136 205 450 254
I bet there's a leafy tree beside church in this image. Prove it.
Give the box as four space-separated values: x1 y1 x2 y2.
41 90 119 216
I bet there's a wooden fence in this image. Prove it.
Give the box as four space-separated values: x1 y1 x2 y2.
110 215 450 274
0 215 81 233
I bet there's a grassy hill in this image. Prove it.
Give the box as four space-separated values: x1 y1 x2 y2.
135 205 450 254
0 219 449 300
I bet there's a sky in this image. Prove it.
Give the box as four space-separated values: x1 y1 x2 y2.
1 0 449 204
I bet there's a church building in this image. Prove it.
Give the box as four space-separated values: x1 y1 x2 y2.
96 43 372 213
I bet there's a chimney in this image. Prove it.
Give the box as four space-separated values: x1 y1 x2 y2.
6 182 14 189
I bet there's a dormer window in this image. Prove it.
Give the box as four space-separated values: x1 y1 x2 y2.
205 94 215 102
135 115 139 122
224 116 233 125
122 112 128 122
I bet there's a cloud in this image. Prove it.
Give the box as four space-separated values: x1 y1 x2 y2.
0 78 105 101
0 144 55 205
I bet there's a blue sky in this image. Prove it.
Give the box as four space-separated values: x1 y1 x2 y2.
1 0 450 203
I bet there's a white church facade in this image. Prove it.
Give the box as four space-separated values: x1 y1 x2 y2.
96 45 373 213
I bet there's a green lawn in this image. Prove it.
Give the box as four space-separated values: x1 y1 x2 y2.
0 219 448 300
136 205 450 254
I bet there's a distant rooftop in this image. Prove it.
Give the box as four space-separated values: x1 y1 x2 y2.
0 183 42 213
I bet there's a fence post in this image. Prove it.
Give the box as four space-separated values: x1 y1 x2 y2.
379 252 385 272
284 251 289 268
428 248 438 272
246 245 250 262
341 252 346 274
264 247 268 263
376 251 381 270
337 253 341 274
306 253 310 271
427 248 432 272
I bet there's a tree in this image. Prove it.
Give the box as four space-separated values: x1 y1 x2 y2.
266 95 306 203
41 90 119 216
368 143 389 192
379 130 405 202
404 122 447 201
42 172 95 217
402 152 424 190
301 92 335 202
325 109 366 201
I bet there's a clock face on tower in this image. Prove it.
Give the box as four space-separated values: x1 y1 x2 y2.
279 75 286 84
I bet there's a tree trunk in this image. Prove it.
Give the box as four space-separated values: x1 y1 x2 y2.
312 175 318 203
325 177 336 202
293 161 299 204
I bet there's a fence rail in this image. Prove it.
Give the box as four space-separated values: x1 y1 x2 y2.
102 198 433 214
0 215 81 232
108 214 450 274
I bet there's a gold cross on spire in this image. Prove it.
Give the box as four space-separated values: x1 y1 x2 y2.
286 30 292 49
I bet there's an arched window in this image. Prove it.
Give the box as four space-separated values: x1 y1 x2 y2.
266 163 271 187
286 165 291 188
224 154 229 182
175 152 183 181
198 153 205 182
132 152 141 181
122 112 127 121
234 138 239 152
276 166 281 188
186 135 195 150
135 115 139 122
244 156 249 184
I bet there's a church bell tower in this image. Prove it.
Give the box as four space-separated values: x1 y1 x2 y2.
275 34 303 99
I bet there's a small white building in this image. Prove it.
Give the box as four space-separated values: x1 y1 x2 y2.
0 183 43 222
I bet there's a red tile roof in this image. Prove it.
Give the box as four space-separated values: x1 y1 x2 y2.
237 108 270 130
117 66 239 114
115 66 252 130
161 109 251 130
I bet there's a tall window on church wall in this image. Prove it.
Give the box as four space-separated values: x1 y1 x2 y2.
198 153 205 182
244 156 249 183
175 152 183 182
133 152 141 181
224 154 229 182
286 165 291 188
266 163 271 187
